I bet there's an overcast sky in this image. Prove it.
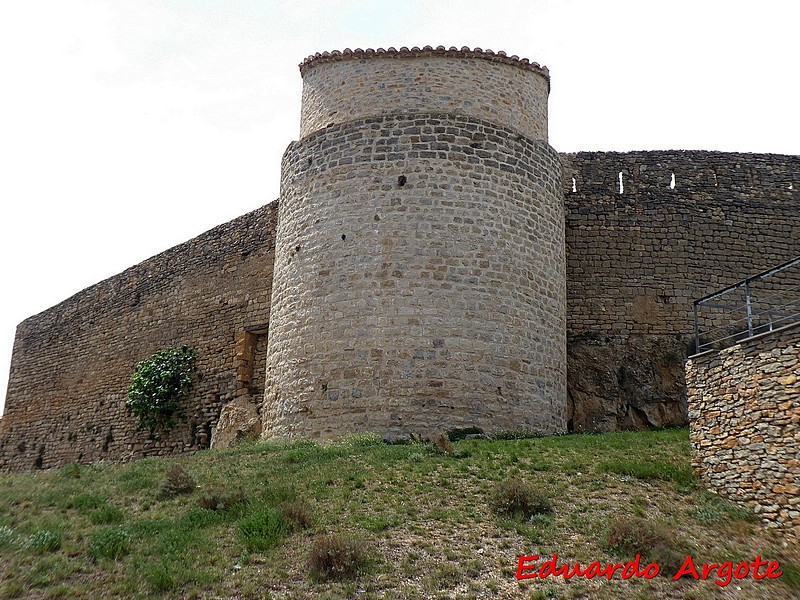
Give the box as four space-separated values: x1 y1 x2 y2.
1 0 798 415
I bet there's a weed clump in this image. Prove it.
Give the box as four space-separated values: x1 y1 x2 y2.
280 500 313 531
90 528 130 560
157 465 196 500
197 488 246 512
309 534 368 581
237 505 289 552
0 526 18 550
24 530 61 554
490 478 552 520
690 492 758 524
605 516 688 574
430 432 454 455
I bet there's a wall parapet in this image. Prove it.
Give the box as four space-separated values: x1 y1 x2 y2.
687 322 800 541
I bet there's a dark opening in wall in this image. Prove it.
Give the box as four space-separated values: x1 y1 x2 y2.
397 175 407 187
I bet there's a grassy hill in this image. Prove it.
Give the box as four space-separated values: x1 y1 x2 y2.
0 428 797 599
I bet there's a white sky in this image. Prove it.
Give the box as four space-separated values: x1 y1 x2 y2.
1 0 798 416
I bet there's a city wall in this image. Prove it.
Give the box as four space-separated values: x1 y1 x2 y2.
0 203 277 470
0 150 799 469
562 151 800 431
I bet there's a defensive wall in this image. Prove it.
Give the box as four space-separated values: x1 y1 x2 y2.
0 46 799 470
686 322 800 541
2 149 798 470
562 151 800 431
0 204 278 470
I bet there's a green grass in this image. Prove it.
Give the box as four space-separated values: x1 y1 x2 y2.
0 428 796 599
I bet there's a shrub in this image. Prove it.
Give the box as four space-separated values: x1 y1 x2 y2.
157 465 196 500
605 516 687 574
308 534 368 581
280 500 313 530
490 478 552 520
90 528 130 560
237 506 289 552
126 345 197 432
197 489 246 512
24 530 61 554
430 433 454 455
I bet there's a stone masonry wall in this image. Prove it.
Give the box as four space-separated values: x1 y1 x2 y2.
299 47 550 142
686 322 800 541
562 151 800 336
3 150 799 468
562 151 800 432
0 202 278 470
263 113 566 440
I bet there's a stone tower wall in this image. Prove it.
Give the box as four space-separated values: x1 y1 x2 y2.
263 49 565 440
298 46 550 141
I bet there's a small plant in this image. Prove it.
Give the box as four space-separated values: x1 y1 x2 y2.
66 493 106 511
0 580 25 599
197 488 247 512
89 505 126 525
779 559 800 591
0 525 18 550
141 560 175 593
24 530 61 554
157 465 196 500
90 528 130 560
490 478 553 520
430 432 454 455
604 516 687 574
308 534 368 581
126 345 197 432
237 505 289 552
280 500 313 531
690 492 758 524
60 463 81 479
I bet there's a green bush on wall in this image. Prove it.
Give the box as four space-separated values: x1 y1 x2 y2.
126 345 197 432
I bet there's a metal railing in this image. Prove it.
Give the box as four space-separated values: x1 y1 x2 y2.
693 256 800 353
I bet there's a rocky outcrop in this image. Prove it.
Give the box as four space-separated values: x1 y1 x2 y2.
567 334 690 432
210 396 262 450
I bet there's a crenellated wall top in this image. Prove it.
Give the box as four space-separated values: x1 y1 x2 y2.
299 45 550 83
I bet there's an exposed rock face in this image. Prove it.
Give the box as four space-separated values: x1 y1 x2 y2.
567 334 690 432
210 396 262 450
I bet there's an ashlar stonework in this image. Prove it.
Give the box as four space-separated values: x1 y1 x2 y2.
0 46 799 470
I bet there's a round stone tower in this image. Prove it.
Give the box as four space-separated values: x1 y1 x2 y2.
262 46 566 440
